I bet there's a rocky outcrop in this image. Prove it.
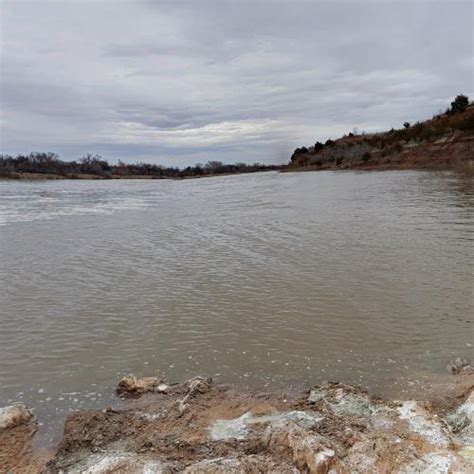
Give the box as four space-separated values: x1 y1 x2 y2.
0 404 38 473
116 374 170 397
0 404 34 430
263 419 336 473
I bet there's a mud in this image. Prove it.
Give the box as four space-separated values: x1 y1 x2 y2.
2 373 474 473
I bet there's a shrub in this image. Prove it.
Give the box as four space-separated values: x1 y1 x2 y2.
450 94 469 114
314 141 324 152
457 114 474 131
290 146 309 162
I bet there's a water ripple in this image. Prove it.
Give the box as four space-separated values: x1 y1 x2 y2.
0 170 473 441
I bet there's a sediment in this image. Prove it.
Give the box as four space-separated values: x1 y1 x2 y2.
1 370 474 473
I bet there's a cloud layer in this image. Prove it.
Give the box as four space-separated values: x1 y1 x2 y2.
1 0 472 166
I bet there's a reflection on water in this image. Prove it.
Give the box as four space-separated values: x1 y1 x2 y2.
0 170 473 442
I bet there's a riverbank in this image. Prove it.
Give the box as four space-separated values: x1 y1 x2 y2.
0 169 280 181
286 135 474 173
0 155 283 181
288 104 474 173
0 172 159 180
2 364 473 473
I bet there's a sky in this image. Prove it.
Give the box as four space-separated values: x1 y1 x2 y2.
0 0 473 167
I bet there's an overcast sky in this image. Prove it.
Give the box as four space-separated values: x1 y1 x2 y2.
1 1 472 166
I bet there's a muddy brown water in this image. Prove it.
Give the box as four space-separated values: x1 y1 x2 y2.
0 170 473 444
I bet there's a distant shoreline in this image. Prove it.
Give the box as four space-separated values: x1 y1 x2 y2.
0 155 283 181
0 169 280 181
2 158 473 181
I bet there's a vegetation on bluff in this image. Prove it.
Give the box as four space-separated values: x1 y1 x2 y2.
290 95 474 170
0 154 281 179
449 94 469 115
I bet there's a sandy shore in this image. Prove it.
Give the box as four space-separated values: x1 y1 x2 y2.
1 364 474 473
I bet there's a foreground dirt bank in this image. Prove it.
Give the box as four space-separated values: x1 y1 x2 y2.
1 371 473 473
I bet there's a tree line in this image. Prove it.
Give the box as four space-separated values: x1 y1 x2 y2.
0 153 282 179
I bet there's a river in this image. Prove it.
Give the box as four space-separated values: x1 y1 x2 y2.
0 170 472 442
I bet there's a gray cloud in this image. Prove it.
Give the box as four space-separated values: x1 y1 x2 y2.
1 0 472 166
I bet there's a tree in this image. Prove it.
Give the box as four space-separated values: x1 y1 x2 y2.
314 141 324 152
450 94 469 114
79 153 110 174
205 161 224 172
